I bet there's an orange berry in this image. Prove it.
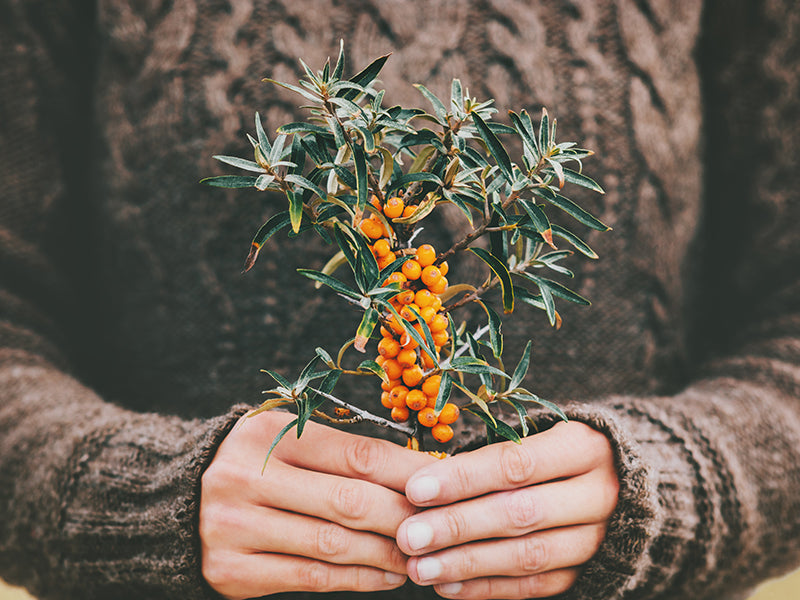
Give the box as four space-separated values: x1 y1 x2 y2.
402 205 417 218
417 407 439 427
380 391 393 409
397 348 417 367
382 358 402 381
428 275 448 295
395 289 415 305
383 196 405 219
383 271 407 286
369 195 382 210
373 238 391 257
414 289 434 308
438 261 449 276
430 296 443 311
379 327 392 338
382 378 401 392
400 303 420 321
401 364 424 387
387 314 406 336
420 306 437 323
378 336 400 358
431 423 454 443
420 265 442 288
377 251 397 269
416 244 437 267
359 218 384 239
389 385 409 408
406 389 428 411
391 406 410 422
438 403 460 424
429 313 449 333
420 349 437 369
402 259 422 280
421 375 442 398
375 355 386 368
426 394 437 408
432 330 449 347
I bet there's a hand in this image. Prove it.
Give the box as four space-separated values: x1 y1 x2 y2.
396 421 619 599
200 410 438 599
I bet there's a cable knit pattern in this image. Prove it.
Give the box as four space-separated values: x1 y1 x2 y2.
1 0 799 599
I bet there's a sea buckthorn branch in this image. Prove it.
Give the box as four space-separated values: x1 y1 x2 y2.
201 41 609 455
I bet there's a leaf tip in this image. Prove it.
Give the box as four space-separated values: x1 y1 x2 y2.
243 242 261 272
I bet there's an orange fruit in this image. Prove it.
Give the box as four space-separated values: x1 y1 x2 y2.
417 407 439 427
420 306 437 324
402 259 422 280
402 205 417 219
359 218 384 239
432 330 449 347
401 364 424 387
438 403 459 424
416 244 437 267
438 261 449 276
397 348 417 367
414 289 435 308
400 303 420 322
421 375 442 398
377 251 397 269
395 289 415 305
381 378 401 392
380 391 393 409
382 358 403 381
391 406 410 422
383 196 405 219
378 336 400 358
405 389 427 411
431 423 454 443
389 385 409 408
383 271 407 286
429 314 449 333
420 265 442 288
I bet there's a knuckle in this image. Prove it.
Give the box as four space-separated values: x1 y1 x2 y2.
499 443 535 486
505 489 542 531
329 480 369 521
454 548 481 580
516 573 546 598
442 505 470 542
198 503 238 543
315 522 350 557
202 550 236 592
298 561 331 591
344 436 384 478
516 535 548 573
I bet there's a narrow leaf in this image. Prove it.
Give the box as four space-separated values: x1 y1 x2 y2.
509 340 532 391
434 372 453 413
357 358 388 383
469 247 514 313
342 53 390 100
472 112 513 182
262 418 298 471
255 112 271 154
297 269 362 299
354 308 380 352
243 212 292 272
353 143 368 211
200 175 258 188
413 83 448 123
213 155 266 173
468 410 521 444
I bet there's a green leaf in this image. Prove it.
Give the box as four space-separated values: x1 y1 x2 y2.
509 109 540 162
263 77 322 103
448 356 508 378
434 371 453 413
533 188 610 232
342 53 390 100
332 39 346 80
406 305 437 363
450 79 463 114
377 147 394 190
507 391 568 422
391 192 439 225
501 397 530 437
297 269 362 299
472 112 513 183
381 302 440 368
351 227 380 290
353 143 368 211
200 175 258 188
551 224 598 259
278 122 331 136
243 212 292 272
284 174 327 200
392 171 443 189
261 369 292 388
262 417 298 471
356 359 388 383
468 410 522 444
539 108 550 152
413 83 448 123
520 274 590 306
469 247 514 313
509 340 532 391
255 112 271 154
518 199 555 248
213 155 266 173
453 382 495 425
315 347 335 368
476 300 503 359
562 167 604 194
288 189 303 234
354 307 380 352
296 355 322 393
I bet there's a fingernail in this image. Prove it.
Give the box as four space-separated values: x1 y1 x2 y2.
408 475 440 503
438 582 463 595
416 556 442 582
384 571 406 586
405 521 434 551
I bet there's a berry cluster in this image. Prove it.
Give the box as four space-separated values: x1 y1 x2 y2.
360 196 460 443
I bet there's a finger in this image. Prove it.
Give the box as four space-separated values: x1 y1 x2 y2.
397 471 617 555
432 568 580 600
204 550 407 600
405 421 612 505
255 412 439 491
257 461 419 537
406 523 605 585
226 505 408 572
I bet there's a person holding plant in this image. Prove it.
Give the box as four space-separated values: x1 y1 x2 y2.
1 1 798 600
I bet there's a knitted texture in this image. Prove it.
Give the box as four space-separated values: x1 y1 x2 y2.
1 0 799 599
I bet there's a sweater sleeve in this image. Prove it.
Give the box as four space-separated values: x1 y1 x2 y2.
0 2 247 598
541 2 800 598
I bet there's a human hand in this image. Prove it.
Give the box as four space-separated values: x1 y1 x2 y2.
200 410 438 599
396 421 619 599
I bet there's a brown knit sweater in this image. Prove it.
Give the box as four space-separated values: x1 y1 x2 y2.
1 1 799 599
